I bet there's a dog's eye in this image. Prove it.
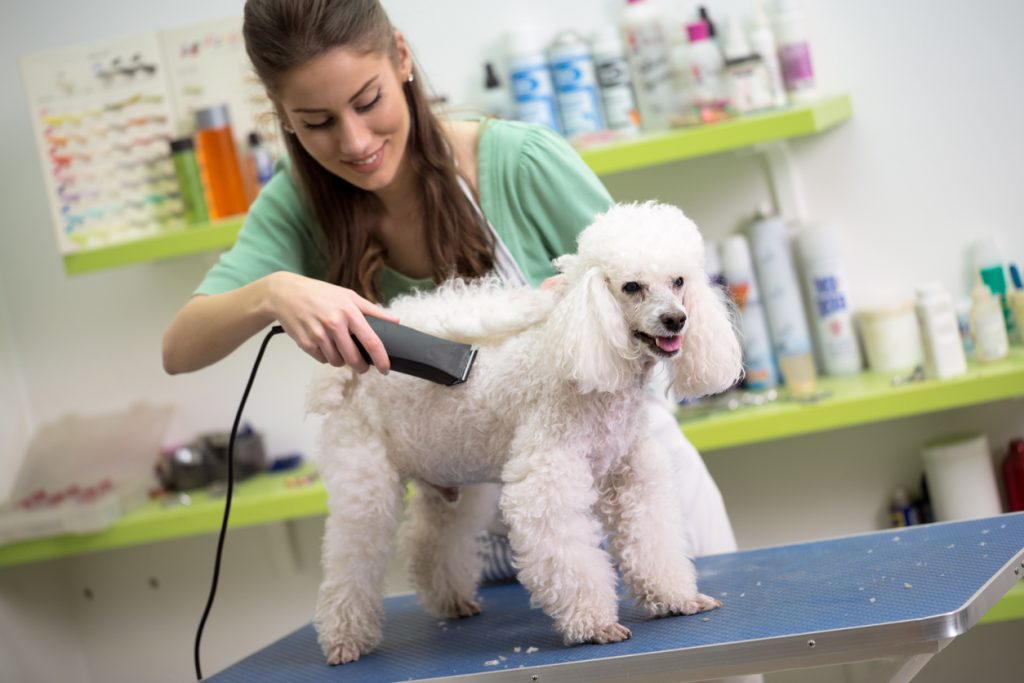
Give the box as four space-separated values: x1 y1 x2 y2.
673 277 685 288
622 281 642 294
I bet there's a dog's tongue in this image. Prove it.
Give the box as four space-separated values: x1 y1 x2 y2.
657 336 681 353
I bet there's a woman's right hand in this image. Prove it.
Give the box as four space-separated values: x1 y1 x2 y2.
266 271 400 373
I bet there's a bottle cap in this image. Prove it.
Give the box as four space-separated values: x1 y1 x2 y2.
722 13 752 60
590 26 625 57
505 30 551 59
703 240 722 275
549 31 589 59
484 62 501 89
169 137 195 153
687 21 710 43
971 235 1002 271
195 104 231 130
247 131 262 147
721 234 754 274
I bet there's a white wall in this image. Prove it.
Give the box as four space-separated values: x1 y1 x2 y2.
1 1 1023 682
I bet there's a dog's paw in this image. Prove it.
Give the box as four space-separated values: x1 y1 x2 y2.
584 622 632 644
325 642 363 666
647 592 722 618
446 598 482 619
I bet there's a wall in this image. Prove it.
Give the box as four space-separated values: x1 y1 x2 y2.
0 1 1022 682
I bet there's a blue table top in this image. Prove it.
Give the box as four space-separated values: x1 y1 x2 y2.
207 513 1024 682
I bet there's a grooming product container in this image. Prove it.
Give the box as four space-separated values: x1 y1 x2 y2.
914 282 967 380
620 0 673 132
796 223 861 375
169 137 209 224
921 433 1002 521
1003 439 1024 512
856 300 922 374
549 31 605 139
194 104 248 219
591 26 639 134
722 234 778 390
969 278 1009 363
748 206 817 396
506 31 561 133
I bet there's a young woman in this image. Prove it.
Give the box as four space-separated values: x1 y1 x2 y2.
163 0 740 570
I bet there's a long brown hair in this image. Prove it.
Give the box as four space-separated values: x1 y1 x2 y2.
243 0 494 301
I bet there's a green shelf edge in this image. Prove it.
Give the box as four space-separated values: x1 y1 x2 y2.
0 465 327 569
679 348 1024 452
578 93 852 176
62 216 245 275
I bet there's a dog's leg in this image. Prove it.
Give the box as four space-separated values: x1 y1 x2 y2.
598 436 720 618
314 422 404 665
501 445 628 645
403 483 499 618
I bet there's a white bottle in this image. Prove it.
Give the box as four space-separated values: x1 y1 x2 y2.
506 31 561 133
685 20 726 110
620 0 673 132
590 27 640 135
721 13 774 114
748 205 818 397
749 0 788 108
969 278 1009 363
773 0 817 101
549 31 605 140
722 234 778 390
915 282 968 379
795 223 861 375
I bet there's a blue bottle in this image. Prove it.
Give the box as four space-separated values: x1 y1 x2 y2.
548 31 605 139
506 32 562 133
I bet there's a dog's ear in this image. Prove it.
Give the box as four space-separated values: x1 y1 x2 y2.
548 265 634 393
669 274 744 399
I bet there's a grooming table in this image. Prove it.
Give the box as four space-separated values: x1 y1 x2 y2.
208 513 1024 682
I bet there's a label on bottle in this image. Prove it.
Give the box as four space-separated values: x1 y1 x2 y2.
807 270 861 375
779 41 815 92
551 52 605 138
622 24 672 131
510 59 561 133
594 55 639 132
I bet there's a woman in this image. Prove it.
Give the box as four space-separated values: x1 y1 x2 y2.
164 0 739 577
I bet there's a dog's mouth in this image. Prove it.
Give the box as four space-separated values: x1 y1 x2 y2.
633 331 681 357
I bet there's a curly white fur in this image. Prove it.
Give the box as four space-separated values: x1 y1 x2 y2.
309 202 743 664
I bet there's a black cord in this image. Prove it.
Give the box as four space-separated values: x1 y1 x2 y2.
194 325 285 680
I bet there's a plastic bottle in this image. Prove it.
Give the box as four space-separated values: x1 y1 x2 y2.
914 282 967 380
685 21 727 115
969 277 1009 363
889 487 921 528
704 240 726 291
481 62 513 120
549 31 605 140
246 132 275 188
721 234 779 390
972 235 1015 340
749 0 789 108
748 204 818 397
168 137 209 224
772 0 817 101
795 223 862 375
620 0 673 132
591 27 640 135
506 31 561 133
194 104 248 219
721 14 774 115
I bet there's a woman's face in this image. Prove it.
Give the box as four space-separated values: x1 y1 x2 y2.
277 36 412 195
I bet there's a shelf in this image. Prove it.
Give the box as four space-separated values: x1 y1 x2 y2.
578 93 852 176
678 347 1024 452
61 215 245 275
0 463 326 569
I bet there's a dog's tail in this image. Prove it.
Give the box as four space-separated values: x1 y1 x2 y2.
387 276 556 346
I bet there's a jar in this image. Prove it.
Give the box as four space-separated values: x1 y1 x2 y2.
855 301 922 374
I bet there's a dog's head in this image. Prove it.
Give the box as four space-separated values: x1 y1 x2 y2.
550 202 743 397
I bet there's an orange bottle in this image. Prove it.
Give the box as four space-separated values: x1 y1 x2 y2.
194 105 249 219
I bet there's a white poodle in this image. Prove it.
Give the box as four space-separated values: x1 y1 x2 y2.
307 201 743 665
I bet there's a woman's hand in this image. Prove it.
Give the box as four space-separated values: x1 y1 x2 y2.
266 272 400 373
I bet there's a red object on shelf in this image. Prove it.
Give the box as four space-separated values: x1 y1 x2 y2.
1004 438 1024 512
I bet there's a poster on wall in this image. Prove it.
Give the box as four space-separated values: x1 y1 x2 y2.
20 33 182 254
19 16 277 256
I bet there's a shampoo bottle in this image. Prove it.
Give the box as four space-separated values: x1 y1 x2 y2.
506 31 561 133
620 0 673 132
969 277 1009 363
748 204 818 397
722 234 779 390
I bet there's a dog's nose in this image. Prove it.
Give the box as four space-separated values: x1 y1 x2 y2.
660 313 687 332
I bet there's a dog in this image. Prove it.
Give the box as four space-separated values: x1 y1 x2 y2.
307 201 743 664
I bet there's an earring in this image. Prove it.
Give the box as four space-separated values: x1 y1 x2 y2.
283 124 295 134
407 72 415 83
